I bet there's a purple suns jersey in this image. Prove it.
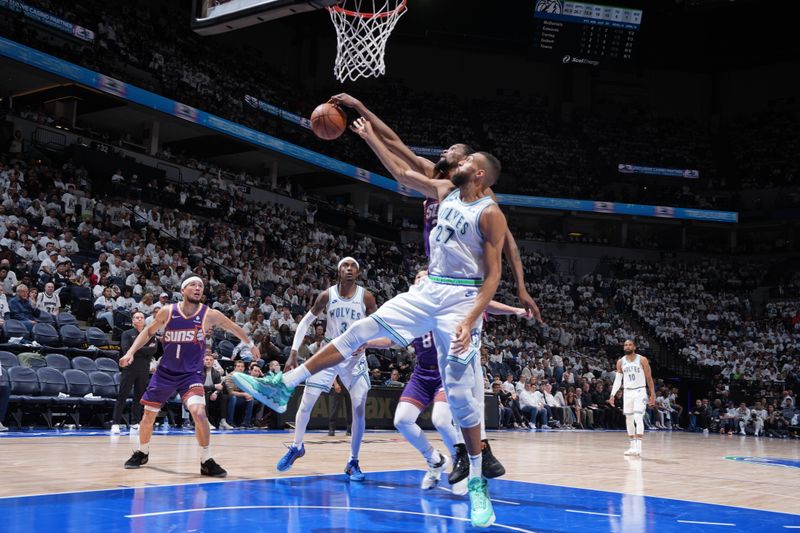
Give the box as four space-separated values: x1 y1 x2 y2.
411 331 438 367
159 303 209 374
422 197 439 257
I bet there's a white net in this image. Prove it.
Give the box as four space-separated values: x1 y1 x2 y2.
328 0 407 83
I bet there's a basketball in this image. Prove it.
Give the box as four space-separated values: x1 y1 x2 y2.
310 102 347 140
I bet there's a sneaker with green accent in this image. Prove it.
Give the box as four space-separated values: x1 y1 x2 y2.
231 371 294 413
468 477 495 528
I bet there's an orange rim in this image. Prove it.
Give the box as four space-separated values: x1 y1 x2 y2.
328 0 407 20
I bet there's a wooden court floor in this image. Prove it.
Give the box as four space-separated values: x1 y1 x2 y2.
1 429 798 515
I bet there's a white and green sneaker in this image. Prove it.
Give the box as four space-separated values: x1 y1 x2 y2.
231 372 295 413
468 477 496 528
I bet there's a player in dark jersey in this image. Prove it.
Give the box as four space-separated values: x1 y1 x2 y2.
119 276 260 477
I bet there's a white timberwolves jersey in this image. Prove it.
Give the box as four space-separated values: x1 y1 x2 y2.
37 292 60 314
428 189 496 281
621 354 646 389
325 284 366 340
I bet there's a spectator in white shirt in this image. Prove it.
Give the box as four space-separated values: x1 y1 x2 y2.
94 286 116 328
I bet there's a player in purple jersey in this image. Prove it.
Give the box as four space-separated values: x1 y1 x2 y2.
120 276 260 477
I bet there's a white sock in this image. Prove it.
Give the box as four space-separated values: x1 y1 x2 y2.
424 447 441 465
283 365 311 387
201 445 212 462
138 442 150 454
468 453 482 479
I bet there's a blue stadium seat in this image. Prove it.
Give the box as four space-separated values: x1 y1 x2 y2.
32 323 60 347
8 366 39 398
71 356 97 373
95 357 119 373
35 367 80 428
7 366 41 428
0 351 19 369
85 327 109 347
89 371 118 400
45 353 71 371
37 311 55 324
63 369 92 397
3 319 31 340
217 339 235 359
59 325 84 348
56 312 78 328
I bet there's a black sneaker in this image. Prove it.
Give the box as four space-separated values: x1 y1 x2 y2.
448 443 469 484
124 450 149 469
482 439 506 479
346 425 352 436
201 458 227 478
328 427 336 437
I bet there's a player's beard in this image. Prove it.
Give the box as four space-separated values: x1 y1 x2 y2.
434 156 454 174
451 168 470 187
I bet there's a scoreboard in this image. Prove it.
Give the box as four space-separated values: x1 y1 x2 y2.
533 1 643 66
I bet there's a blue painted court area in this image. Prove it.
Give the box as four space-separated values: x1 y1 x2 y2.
2 470 799 533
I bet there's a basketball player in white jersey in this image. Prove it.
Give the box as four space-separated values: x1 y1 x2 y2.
330 93 541 483
274 257 377 481
609 339 656 456
36 282 61 315
234 129 507 527
368 270 530 495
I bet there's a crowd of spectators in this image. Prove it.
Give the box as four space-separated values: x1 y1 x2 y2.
1 2 799 437
2 0 798 213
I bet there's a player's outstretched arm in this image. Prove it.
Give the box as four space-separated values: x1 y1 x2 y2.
207 309 261 361
119 305 170 367
286 290 329 370
351 118 453 201
503 228 541 322
486 300 531 318
453 205 507 353
330 93 433 175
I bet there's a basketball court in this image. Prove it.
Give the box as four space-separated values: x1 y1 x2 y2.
1 428 798 531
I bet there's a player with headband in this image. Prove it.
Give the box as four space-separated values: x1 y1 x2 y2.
260 257 378 481
120 276 260 477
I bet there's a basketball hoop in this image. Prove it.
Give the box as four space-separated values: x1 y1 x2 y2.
327 0 407 83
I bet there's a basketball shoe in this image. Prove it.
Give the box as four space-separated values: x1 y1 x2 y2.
623 440 638 456
449 440 505 484
421 451 450 490
231 372 294 413
277 444 305 472
345 459 365 481
124 450 149 469
468 477 495 528
201 458 227 478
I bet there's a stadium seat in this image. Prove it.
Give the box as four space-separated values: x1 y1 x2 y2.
217 339 235 359
7 366 41 429
89 371 117 399
45 353 71 371
56 312 78 328
37 311 55 324
35 367 78 428
0 350 19 369
59 325 84 348
63 369 92 397
85 327 109 347
95 357 119 373
71 356 97 373
32 323 61 347
3 319 31 340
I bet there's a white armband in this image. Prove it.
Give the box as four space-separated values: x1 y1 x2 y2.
610 372 623 398
291 311 319 352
